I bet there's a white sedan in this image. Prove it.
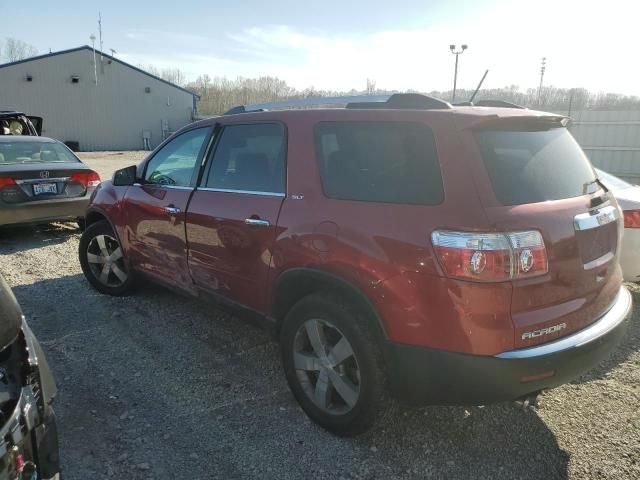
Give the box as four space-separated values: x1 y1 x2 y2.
596 168 640 282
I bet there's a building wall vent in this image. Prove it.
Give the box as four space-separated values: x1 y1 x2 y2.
145 87 151 93
26 74 33 82
71 75 80 84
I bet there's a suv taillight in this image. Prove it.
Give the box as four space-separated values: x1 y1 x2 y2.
431 230 548 282
0 177 17 189
623 210 640 228
69 171 101 188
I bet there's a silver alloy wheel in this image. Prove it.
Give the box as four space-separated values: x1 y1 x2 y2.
86 234 128 287
293 318 361 415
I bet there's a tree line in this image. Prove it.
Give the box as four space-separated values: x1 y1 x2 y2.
183 76 640 116
2 37 639 113
1 38 38 63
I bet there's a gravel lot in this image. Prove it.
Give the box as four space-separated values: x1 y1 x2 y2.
0 152 638 479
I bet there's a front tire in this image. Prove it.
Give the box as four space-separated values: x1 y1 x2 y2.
280 293 389 436
79 220 136 296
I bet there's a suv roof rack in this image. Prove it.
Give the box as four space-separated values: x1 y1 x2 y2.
473 100 526 109
223 93 452 115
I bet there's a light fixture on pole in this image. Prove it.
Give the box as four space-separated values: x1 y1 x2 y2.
449 44 468 102
89 34 98 85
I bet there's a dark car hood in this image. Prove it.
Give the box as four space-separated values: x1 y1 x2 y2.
0 275 23 350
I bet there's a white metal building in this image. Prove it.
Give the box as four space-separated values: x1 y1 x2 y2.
0 46 199 151
568 110 640 184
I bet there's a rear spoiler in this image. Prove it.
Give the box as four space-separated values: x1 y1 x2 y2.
460 114 572 131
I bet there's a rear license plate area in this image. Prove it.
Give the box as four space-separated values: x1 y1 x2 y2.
579 222 617 264
32 183 57 195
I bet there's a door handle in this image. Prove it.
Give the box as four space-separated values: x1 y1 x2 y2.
244 218 270 227
165 206 181 215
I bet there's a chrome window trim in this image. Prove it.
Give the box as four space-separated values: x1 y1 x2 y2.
495 287 631 359
574 205 619 231
15 177 70 184
197 187 285 197
158 185 193 190
131 183 193 190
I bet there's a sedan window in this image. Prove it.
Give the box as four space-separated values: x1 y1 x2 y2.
144 128 209 187
0 141 79 164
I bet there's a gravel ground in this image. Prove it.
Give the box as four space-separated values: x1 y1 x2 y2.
0 153 637 479
75 151 148 181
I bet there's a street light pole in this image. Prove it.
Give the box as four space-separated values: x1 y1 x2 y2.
449 44 468 102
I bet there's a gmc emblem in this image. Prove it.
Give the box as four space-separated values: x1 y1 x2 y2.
39 171 50 179
522 323 567 340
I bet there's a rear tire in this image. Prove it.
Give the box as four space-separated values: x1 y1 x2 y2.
280 292 390 436
79 220 136 296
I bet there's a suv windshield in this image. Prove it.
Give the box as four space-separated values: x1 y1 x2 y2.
475 127 597 206
0 141 79 165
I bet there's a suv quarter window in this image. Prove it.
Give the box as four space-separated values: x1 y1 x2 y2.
204 123 286 195
143 127 210 187
314 121 443 205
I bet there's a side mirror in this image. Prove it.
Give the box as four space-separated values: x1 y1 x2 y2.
113 165 137 186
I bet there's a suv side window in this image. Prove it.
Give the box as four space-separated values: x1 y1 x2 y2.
315 121 443 205
144 127 209 187
205 123 285 194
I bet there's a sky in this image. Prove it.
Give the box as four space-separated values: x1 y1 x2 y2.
1 0 639 95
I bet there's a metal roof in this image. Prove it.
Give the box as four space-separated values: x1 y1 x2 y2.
0 46 200 99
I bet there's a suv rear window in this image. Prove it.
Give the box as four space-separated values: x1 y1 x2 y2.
475 127 597 206
315 122 443 205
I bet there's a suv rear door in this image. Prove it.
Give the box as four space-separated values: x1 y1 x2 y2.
185 122 286 312
465 118 622 348
122 127 211 289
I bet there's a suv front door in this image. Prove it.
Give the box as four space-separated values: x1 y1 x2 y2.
123 127 211 289
186 122 286 312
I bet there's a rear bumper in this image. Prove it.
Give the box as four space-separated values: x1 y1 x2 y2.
384 286 632 405
0 196 89 226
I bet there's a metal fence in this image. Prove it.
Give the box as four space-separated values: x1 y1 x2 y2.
567 110 640 183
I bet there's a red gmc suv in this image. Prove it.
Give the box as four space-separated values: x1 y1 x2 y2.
78 94 631 435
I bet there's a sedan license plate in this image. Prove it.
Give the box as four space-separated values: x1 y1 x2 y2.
33 183 57 195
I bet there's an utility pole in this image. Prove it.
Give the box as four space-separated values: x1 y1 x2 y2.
98 12 104 73
567 88 575 117
98 12 104 55
537 57 546 106
449 44 468 102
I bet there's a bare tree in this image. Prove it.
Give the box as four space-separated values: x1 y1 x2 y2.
138 64 186 86
3 38 37 62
